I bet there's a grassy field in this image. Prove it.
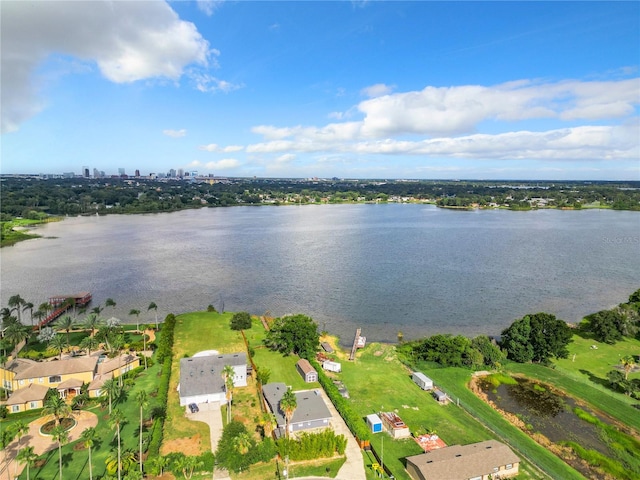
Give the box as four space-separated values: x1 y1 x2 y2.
339 343 555 480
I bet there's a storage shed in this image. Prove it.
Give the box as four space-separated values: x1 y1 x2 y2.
432 389 448 404
412 372 433 391
366 413 383 433
323 360 342 373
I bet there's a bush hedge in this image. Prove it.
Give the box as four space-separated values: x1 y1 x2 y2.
307 357 370 442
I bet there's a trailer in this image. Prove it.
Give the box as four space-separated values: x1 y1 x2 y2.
322 360 342 373
412 371 433 391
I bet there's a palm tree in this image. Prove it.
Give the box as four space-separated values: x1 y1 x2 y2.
55 315 74 348
280 387 297 439
147 455 169 476
32 309 45 329
109 409 125 480
8 295 25 323
260 412 277 438
129 309 141 332
233 432 252 455
13 420 29 477
81 426 98 480
147 302 158 330
105 298 117 312
621 355 636 380
178 456 203 480
16 446 37 480
22 302 34 327
102 378 121 414
135 390 148 475
43 393 71 426
90 305 104 316
48 333 67 360
222 365 235 423
106 450 137 477
3 323 30 351
141 326 151 370
84 313 102 336
51 424 69 480
80 335 100 356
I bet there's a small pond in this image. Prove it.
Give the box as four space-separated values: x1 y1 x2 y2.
481 377 607 455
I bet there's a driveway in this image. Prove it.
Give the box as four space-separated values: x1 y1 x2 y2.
317 389 366 480
0 410 98 479
186 401 231 480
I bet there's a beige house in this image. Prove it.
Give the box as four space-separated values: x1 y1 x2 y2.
405 440 520 480
1 352 140 414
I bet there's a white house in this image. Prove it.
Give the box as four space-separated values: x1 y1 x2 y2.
178 352 247 406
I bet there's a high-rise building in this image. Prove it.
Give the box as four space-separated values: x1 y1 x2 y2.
118 168 125 176
135 169 140 177
169 169 176 178
82 166 90 178
177 168 184 178
93 168 100 178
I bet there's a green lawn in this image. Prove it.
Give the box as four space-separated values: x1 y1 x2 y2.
339 343 511 480
555 334 640 380
26 363 162 480
251 346 311 390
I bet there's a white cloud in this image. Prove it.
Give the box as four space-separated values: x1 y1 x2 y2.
191 73 243 93
1 1 210 133
205 159 240 169
244 77 639 163
163 129 187 138
360 83 395 98
197 0 224 16
275 154 296 164
199 143 244 152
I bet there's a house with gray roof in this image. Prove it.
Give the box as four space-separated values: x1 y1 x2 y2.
262 382 332 437
178 352 247 406
405 439 520 480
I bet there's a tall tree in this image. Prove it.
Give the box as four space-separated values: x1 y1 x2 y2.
135 390 148 475
13 420 29 478
84 313 102 336
50 424 69 480
621 355 636 380
129 309 141 332
109 408 125 480
280 388 297 439
147 302 158 330
7 295 25 323
16 446 37 480
102 378 121 414
81 427 98 480
501 313 572 364
48 334 67 360
263 314 319 358
222 365 235 423
3 323 30 350
105 298 117 312
22 303 34 327
43 394 71 426
80 335 99 356
55 315 74 348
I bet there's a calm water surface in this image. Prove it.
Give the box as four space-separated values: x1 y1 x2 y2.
1 205 638 344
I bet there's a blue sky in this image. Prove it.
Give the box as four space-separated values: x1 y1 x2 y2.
1 1 639 180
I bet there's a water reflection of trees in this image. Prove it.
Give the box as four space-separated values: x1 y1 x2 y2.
507 379 565 417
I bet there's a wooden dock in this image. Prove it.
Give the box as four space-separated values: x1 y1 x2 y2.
34 292 92 330
349 328 361 361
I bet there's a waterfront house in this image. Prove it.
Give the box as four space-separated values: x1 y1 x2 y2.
262 382 332 437
177 352 247 406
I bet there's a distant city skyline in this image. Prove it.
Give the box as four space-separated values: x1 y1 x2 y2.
1 1 638 180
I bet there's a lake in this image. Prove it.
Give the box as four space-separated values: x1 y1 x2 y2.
1 204 638 344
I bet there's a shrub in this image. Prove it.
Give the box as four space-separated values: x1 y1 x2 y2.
230 311 252 330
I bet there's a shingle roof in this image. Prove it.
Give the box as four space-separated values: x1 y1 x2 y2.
296 358 316 375
262 383 332 427
14 356 98 380
6 384 49 405
406 440 520 480
179 352 246 399
96 353 138 376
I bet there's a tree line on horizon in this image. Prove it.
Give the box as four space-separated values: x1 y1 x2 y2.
1 177 639 219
